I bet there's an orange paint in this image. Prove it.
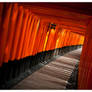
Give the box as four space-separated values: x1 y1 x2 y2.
78 19 92 89
16 9 29 60
0 4 12 66
22 14 32 58
38 24 48 53
35 22 46 54
0 3 85 67
45 29 56 51
29 17 40 56
10 6 24 61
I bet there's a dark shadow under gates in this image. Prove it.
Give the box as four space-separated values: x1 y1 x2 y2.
0 45 82 89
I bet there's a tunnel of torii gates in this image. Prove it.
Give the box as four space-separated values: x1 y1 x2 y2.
1 3 92 89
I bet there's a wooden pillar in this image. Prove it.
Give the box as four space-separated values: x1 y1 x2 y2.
16 9 29 60
78 19 92 89
0 4 12 66
32 20 44 55
3 4 18 62
10 6 24 61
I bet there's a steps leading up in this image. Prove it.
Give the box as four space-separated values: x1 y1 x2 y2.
12 48 82 89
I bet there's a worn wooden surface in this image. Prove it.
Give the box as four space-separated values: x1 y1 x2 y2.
12 48 82 89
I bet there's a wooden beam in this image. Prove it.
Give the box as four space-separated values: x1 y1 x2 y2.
58 24 86 33
18 4 88 35
39 18 86 35
57 26 85 36
34 13 87 29
18 3 92 16
20 5 92 22
70 31 85 36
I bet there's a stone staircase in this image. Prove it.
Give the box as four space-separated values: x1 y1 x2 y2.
12 48 82 89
